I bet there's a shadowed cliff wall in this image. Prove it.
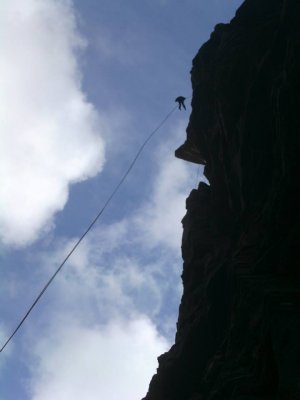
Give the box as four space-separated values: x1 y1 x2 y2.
143 0 300 399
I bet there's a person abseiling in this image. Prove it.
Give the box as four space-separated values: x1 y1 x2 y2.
175 96 186 110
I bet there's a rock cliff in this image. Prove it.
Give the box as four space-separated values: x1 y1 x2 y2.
143 0 300 399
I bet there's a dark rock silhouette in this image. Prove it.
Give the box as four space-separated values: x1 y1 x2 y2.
143 0 300 399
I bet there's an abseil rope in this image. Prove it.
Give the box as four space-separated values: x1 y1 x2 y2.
0 105 178 353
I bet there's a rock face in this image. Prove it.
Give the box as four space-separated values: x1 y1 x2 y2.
143 0 300 399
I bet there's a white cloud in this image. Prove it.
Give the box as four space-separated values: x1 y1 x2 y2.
25 233 173 399
1 115 201 398
30 317 169 400
29 123 197 322
135 124 199 250
23 135 195 398
19 121 199 333
135 155 192 250
0 0 105 247
36 225 172 324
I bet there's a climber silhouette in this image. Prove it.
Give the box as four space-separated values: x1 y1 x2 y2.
175 96 186 110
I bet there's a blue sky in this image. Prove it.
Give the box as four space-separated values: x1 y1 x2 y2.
0 1 243 399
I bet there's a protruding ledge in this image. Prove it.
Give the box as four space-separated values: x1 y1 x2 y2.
175 141 207 165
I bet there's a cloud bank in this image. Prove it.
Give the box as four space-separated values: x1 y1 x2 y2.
0 0 105 247
135 144 193 251
23 130 197 399
30 317 168 400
